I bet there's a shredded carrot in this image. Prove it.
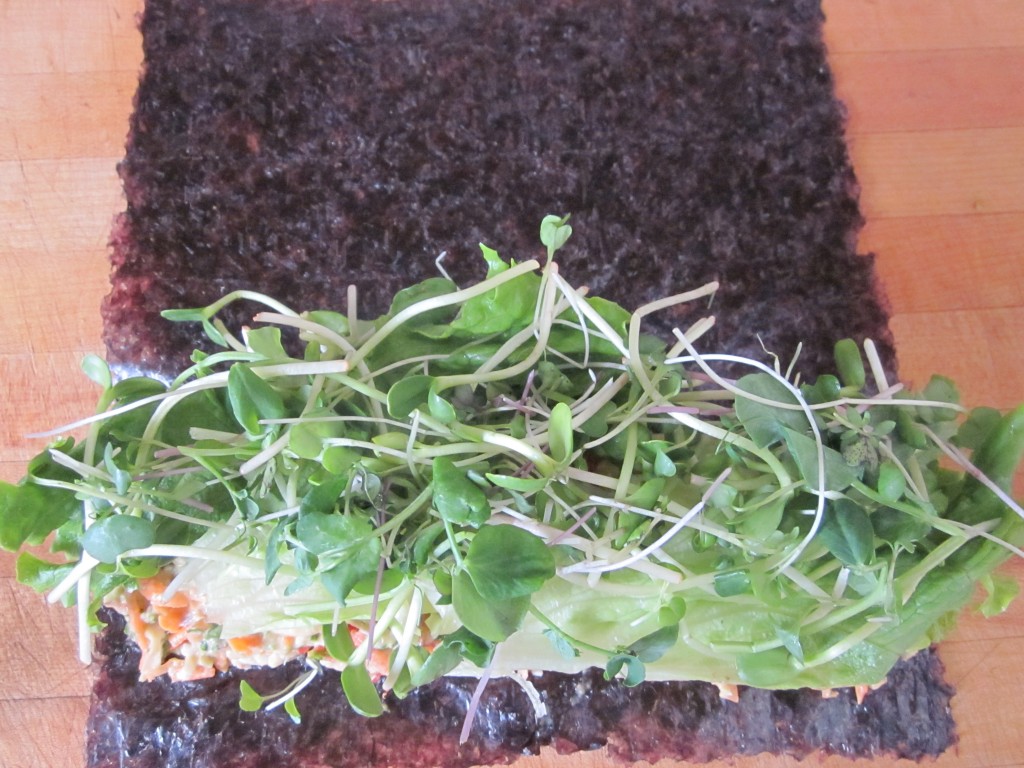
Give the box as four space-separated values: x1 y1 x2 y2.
137 573 189 608
228 633 265 652
123 590 151 653
346 626 391 678
155 605 190 633
367 648 391 679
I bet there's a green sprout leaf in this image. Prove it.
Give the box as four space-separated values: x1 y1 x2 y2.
979 573 1020 618
81 515 156 564
81 354 112 389
341 663 384 717
604 653 646 687
239 680 266 712
323 623 357 663
451 568 531 642
387 375 432 420
431 457 490 527
540 214 573 260
834 338 866 390
548 401 574 465
713 569 752 597
463 524 555 600
227 364 286 434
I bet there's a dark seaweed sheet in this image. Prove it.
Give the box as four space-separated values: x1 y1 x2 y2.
88 611 956 767
91 0 955 765
104 0 894 381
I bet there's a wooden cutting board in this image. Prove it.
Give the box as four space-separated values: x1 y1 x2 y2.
2 1 1023 766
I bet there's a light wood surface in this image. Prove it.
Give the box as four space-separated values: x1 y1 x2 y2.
2 1 1023 766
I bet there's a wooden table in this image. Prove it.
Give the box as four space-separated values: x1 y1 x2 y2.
2 1 1022 766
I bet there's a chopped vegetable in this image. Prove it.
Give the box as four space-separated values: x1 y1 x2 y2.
2 217 1022 726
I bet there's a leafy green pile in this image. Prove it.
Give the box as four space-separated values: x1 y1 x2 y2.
3 216 1023 719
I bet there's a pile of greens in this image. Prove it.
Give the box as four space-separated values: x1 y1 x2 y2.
3 216 1023 722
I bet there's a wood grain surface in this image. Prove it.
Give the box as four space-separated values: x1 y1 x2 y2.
2 1 1023 766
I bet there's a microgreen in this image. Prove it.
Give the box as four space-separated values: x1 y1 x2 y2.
3 217 1023 736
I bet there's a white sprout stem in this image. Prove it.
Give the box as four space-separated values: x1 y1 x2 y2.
551 272 629 357
32 480 234 532
802 621 886 669
239 431 292 476
438 261 562 388
615 424 640 500
565 468 732 575
667 339 825 571
351 581 412 665
780 565 831 601
459 654 495 745
201 289 301 319
863 338 891 392
628 282 719 399
550 276 594 365
77 568 93 663
28 375 226 439
253 312 358 356
48 551 99 604
347 284 359 341
46 448 108 481
119 545 265 570
265 660 321 710
383 587 423 692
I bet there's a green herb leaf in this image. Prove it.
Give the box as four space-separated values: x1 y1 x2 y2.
818 498 874 566
544 629 580 660
296 511 371 555
447 247 539 335
734 373 809 448
0 481 79 551
783 428 859 491
627 624 679 663
15 552 74 595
